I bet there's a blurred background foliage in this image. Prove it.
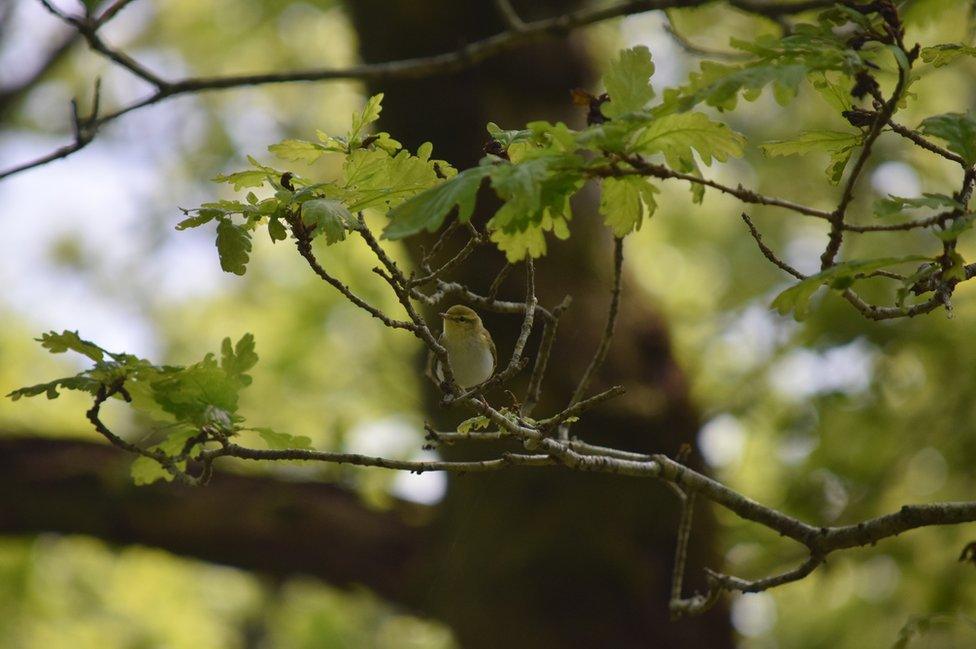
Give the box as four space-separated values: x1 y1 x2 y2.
2 0 976 646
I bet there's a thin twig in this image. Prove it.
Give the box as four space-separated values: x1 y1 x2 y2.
539 385 626 429
669 490 696 619
887 119 968 167
704 554 824 593
842 212 954 232
608 157 834 220
289 216 417 332
487 262 514 303
663 10 750 60
523 294 571 416
418 281 555 322
822 51 912 269
568 237 624 407
740 213 805 279
205 442 555 473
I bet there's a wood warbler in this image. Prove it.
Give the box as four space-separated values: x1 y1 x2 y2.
437 304 496 389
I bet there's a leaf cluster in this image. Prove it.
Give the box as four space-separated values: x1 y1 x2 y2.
7 331 309 483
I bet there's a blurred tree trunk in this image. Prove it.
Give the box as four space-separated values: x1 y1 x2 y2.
347 2 732 647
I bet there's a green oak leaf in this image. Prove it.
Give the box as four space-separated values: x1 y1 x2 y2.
771 256 928 320
760 130 862 184
251 427 313 450
634 112 745 166
269 139 331 164
36 330 106 361
601 46 655 118
384 166 491 239
599 176 658 237
220 333 258 385
920 43 976 68
302 198 353 244
919 112 976 165
215 219 252 275
873 193 963 219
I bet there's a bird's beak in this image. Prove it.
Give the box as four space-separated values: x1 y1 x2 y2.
438 312 449 319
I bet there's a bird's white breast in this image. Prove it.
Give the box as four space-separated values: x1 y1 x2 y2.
441 334 495 388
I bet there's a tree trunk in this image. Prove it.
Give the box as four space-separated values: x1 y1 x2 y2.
347 2 733 646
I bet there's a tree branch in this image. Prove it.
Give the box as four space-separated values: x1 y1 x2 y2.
2 0 835 183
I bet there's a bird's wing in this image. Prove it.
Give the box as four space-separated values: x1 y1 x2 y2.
482 329 497 371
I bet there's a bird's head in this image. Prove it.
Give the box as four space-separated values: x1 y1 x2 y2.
440 304 483 335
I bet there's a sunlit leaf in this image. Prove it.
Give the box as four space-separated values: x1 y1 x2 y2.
601 46 655 118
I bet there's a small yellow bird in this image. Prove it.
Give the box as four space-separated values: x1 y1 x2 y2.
437 304 497 389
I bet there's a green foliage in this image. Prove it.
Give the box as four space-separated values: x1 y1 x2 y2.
600 176 658 237
179 94 454 272
268 138 335 164
873 193 964 219
920 43 976 68
302 198 353 245
37 330 106 361
657 8 890 117
935 214 976 242
387 48 743 257
348 93 384 148
213 156 280 190
760 130 862 184
601 45 655 118
130 455 173 485
180 51 750 263
220 333 258 385
215 219 252 275
8 374 101 401
384 167 491 239
918 112 976 165
633 112 744 167
249 427 313 450
771 256 929 320
456 415 491 433
7 332 312 485
659 61 808 114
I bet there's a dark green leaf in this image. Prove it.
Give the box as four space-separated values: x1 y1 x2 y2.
268 216 287 242
36 330 106 361
215 219 252 275
935 214 976 242
220 333 258 384
176 209 220 230
7 375 101 401
384 166 491 239
302 198 353 245
771 256 928 320
919 112 976 165
874 193 963 219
